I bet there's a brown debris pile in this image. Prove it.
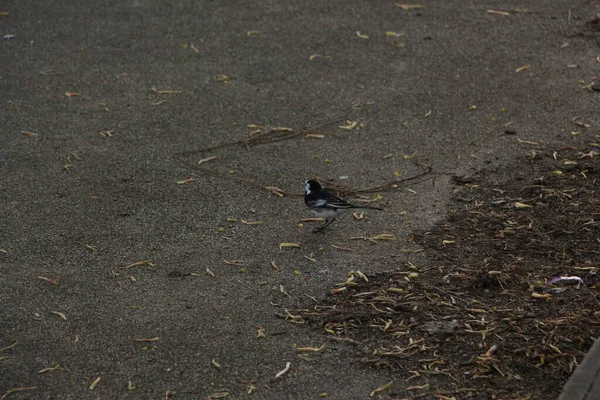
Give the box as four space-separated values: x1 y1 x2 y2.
297 144 600 399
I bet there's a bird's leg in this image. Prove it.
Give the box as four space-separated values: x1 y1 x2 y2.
313 218 336 233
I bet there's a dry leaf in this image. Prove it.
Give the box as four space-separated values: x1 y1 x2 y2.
224 259 245 266
370 382 393 396
38 364 60 374
151 88 182 94
134 337 159 342
395 4 423 10
65 92 80 97
517 139 540 145
306 134 325 139
309 54 321 61
385 31 402 37
38 276 57 285
51 311 67 320
198 156 216 164
176 178 195 184
487 9 510 16
356 31 369 39
89 377 101 390
331 244 354 252
275 361 291 378
515 64 531 73
247 30 260 35
296 344 325 352
279 242 301 249
532 292 552 299
514 202 533 209
372 234 396 240
339 120 358 130
241 220 264 225
280 285 289 296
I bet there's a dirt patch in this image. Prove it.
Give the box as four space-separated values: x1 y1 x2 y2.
295 143 600 399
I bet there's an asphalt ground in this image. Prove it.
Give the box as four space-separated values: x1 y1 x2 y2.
1 1 599 399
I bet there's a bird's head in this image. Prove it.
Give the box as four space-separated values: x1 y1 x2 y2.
304 179 322 194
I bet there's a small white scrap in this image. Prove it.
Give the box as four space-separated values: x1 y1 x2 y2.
275 361 291 379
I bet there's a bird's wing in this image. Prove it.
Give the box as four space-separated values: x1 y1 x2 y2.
321 195 354 209
307 198 329 208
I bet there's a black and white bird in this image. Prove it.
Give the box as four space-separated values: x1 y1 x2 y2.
304 179 383 232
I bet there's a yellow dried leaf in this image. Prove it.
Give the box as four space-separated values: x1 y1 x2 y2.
306 134 325 139
151 88 182 94
38 364 60 374
134 337 159 342
89 377 101 390
514 202 533 208
279 242 301 249
353 212 364 220
272 126 293 132
532 292 552 299
206 268 215 277
517 139 540 145
224 259 244 266
176 178 195 184
309 54 321 61
241 220 264 225
265 186 285 197
356 31 369 39
51 311 67 320
385 31 402 37
211 359 222 369
296 344 325 352
442 240 455 245
370 381 393 396
372 234 396 241
395 4 423 10
65 92 80 97
339 120 358 130
198 156 216 164
247 30 260 35
515 64 531 73
403 151 417 159
331 244 354 252
488 9 510 16
280 284 289 296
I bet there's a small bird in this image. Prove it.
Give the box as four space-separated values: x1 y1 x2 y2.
304 179 383 232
